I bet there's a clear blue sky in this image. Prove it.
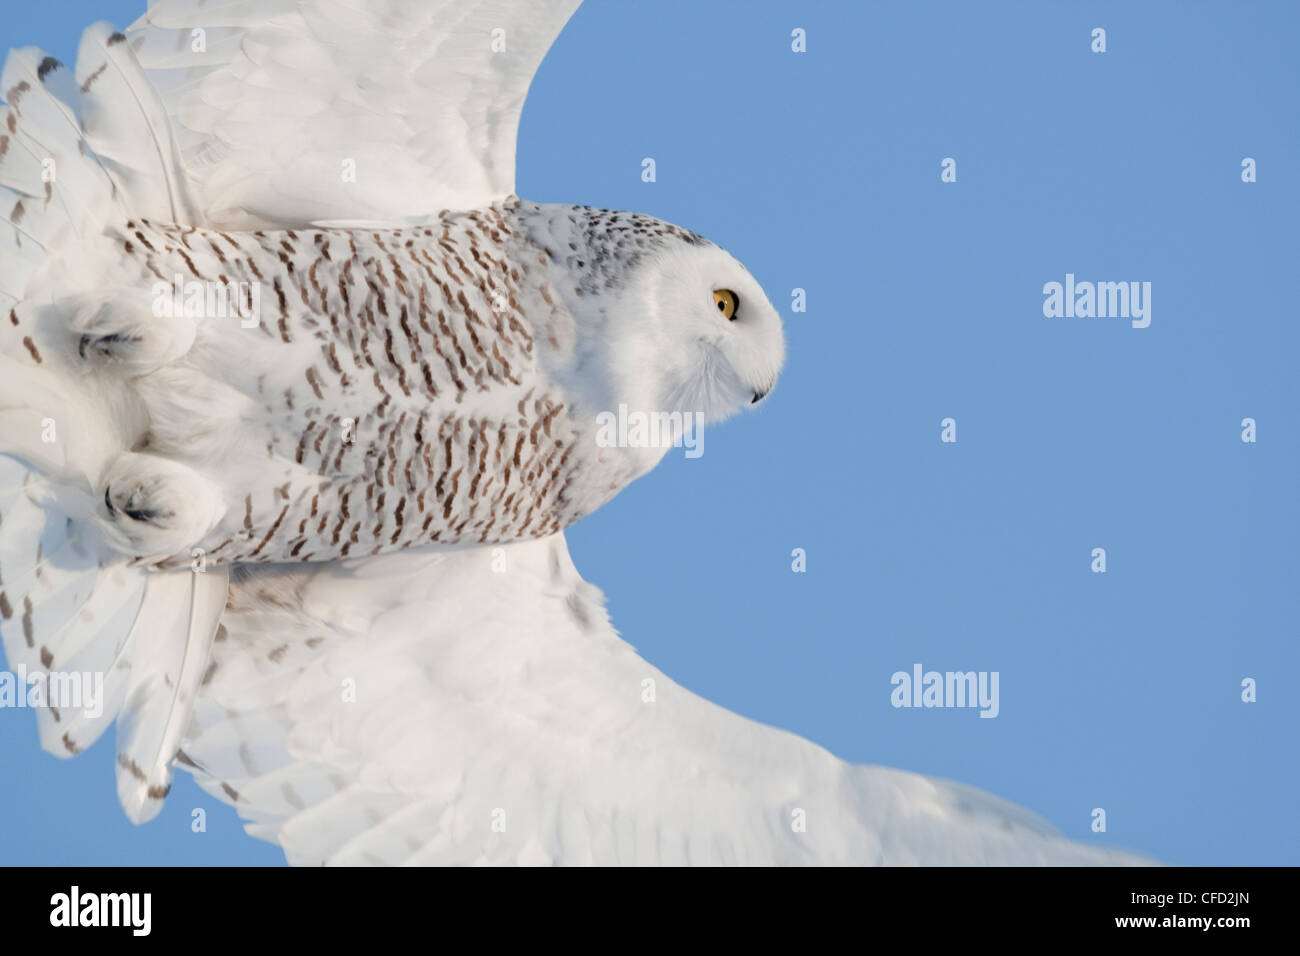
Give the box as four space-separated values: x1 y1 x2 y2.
1 0 1296 866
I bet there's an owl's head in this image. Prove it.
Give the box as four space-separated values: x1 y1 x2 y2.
513 202 785 426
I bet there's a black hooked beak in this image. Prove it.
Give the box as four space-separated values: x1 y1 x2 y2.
751 388 768 404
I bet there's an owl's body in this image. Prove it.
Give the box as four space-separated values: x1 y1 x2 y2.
53 201 693 566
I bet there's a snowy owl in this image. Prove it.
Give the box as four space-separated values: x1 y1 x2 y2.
0 1 1139 865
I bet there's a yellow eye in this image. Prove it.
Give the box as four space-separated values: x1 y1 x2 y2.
713 289 739 320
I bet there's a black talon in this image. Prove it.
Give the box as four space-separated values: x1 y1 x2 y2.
106 484 172 525
79 332 139 360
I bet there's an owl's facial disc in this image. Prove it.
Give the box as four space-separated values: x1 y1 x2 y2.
642 242 786 424
711 287 772 404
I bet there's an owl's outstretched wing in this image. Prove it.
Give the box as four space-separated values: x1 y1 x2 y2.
177 533 1146 866
125 0 584 228
0 0 585 819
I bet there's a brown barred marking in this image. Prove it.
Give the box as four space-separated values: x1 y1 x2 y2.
5 79 29 106
442 468 463 520
382 328 410 396
274 278 290 341
116 754 147 781
176 246 200 277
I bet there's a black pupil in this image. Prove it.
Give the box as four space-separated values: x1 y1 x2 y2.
717 299 726 311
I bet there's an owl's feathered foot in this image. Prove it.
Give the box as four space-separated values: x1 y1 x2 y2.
95 452 225 562
68 291 196 374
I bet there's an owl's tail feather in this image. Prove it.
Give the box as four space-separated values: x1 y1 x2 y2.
0 29 222 823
